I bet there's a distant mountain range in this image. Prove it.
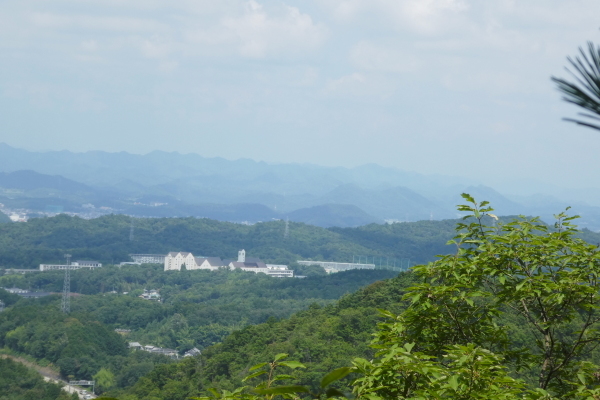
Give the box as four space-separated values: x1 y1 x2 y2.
1 143 600 229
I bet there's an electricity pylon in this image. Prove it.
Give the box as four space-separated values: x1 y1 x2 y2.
61 254 71 314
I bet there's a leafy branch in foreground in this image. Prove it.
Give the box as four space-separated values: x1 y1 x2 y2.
193 353 351 400
552 41 600 131
356 194 600 399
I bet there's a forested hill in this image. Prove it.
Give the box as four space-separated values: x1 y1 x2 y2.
0 267 398 395
0 214 463 269
122 272 419 399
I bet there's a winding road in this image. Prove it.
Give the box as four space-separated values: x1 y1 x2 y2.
1 354 96 399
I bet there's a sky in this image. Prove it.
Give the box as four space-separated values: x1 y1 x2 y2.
1 0 600 190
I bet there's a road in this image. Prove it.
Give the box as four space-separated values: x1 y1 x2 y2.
1 354 96 399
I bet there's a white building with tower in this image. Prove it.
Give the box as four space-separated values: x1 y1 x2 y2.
163 250 293 277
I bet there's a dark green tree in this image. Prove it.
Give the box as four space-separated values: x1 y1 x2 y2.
553 41 600 130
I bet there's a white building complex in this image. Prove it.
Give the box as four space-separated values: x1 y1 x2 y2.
297 260 376 274
164 250 293 278
39 261 102 271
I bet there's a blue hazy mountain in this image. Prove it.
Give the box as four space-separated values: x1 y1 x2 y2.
1 143 600 229
287 204 381 228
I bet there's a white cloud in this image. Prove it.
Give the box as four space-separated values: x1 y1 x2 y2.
4 0 600 187
220 1 327 58
350 40 419 73
389 0 469 35
320 0 469 34
31 13 167 33
324 72 397 98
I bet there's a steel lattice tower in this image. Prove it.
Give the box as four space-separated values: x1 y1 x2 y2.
61 254 71 314
284 217 289 239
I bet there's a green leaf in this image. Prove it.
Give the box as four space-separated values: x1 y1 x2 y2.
254 385 309 395
461 193 475 203
242 371 266 382
320 367 353 388
278 360 306 369
274 353 288 361
448 375 459 391
273 374 295 381
249 362 268 372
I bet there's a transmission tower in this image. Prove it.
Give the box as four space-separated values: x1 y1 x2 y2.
129 218 134 241
61 254 71 314
284 217 289 239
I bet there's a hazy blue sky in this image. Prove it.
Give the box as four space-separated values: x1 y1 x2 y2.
1 1 600 189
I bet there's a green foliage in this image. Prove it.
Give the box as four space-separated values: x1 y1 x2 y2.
354 344 528 400
1 265 397 353
122 272 417 399
0 261 399 397
346 195 600 399
193 354 349 400
289 263 327 277
0 300 174 395
94 367 116 392
0 287 21 306
0 357 77 400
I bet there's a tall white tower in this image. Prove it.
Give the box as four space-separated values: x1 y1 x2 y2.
238 249 246 262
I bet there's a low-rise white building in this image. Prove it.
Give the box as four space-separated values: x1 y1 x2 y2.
132 343 178 358
129 342 143 350
297 260 376 274
2 287 29 294
39 262 102 271
130 254 166 264
184 347 202 357
139 289 161 301
265 265 295 278
73 260 102 268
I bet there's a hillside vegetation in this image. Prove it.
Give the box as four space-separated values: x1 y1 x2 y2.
0 213 462 269
0 357 78 400
0 267 398 395
119 200 600 400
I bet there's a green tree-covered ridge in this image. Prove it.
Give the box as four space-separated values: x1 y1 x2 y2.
0 213 469 269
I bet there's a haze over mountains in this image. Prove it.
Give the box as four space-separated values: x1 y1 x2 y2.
1 143 600 230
